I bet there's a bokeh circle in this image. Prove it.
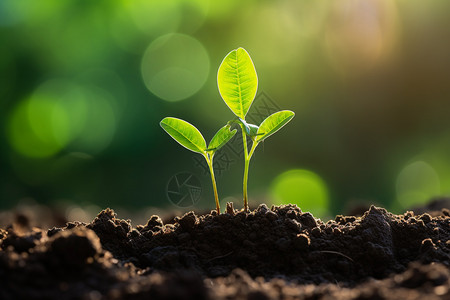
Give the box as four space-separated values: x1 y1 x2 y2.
141 33 210 102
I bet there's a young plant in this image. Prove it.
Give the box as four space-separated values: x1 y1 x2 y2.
160 117 236 213
217 47 295 212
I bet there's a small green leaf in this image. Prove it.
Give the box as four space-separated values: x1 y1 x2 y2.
255 110 295 143
217 48 258 119
237 118 251 135
232 118 260 138
207 125 237 153
247 124 260 137
160 117 206 154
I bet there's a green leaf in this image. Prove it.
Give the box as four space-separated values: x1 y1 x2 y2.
247 124 259 137
217 47 258 119
238 118 260 137
255 110 295 143
207 125 237 153
237 118 251 135
229 118 260 138
160 117 206 154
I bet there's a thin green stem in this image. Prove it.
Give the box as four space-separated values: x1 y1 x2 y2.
243 140 258 212
206 153 220 214
248 141 258 160
240 125 249 212
243 155 249 212
239 122 261 213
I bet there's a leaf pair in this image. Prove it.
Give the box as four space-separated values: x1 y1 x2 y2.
160 117 236 156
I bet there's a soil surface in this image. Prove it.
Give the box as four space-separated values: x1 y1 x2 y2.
0 204 449 299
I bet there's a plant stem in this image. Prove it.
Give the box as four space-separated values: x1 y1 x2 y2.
248 141 258 160
243 157 250 212
206 154 220 214
243 141 258 211
240 125 249 212
239 123 260 213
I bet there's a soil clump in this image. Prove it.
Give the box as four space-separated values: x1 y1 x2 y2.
0 204 449 299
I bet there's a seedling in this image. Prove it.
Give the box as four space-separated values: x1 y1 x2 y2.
161 48 294 214
160 117 236 213
217 47 295 212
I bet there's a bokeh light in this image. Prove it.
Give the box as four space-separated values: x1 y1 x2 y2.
7 79 118 158
270 169 329 218
325 0 399 75
68 86 117 154
127 0 181 37
243 1 329 67
395 160 440 209
141 33 210 102
8 94 69 158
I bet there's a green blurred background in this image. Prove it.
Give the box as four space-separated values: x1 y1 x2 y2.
1 0 450 219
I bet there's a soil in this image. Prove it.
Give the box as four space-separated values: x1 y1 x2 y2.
0 203 449 299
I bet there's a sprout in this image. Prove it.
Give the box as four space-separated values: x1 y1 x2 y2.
218 48 295 212
160 118 236 214
161 47 295 213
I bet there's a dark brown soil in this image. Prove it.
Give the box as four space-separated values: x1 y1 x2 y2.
0 204 449 299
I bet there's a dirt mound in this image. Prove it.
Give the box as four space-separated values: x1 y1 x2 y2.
0 204 449 299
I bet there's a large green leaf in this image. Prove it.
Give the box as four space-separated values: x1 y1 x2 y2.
160 117 206 154
255 110 295 143
207 125 237 153
217 47 258 119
